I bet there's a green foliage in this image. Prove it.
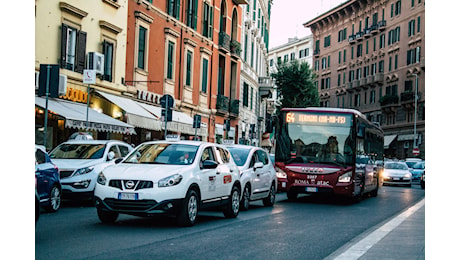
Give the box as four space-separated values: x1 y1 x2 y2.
271 59 319 110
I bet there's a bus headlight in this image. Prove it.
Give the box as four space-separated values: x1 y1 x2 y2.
338 171 352 183
275 166 287 179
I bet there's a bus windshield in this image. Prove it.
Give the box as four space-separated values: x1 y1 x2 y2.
276 111 354 167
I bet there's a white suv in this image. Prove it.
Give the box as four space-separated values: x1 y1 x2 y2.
226 145 277 211
49 140 133 200
94 140 241 226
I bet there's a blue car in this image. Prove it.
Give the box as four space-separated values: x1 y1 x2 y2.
411 161 425 183
35 145 61 212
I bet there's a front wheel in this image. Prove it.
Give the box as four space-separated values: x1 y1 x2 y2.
177 189 199 227
263 183 276 207
223 186 240 218
240 185 250 211
97 207 118 224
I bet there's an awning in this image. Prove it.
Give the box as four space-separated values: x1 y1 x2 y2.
35 96 136 135
96 91 162 131
397 134 418 141
136 102 208 136
384 135 398 149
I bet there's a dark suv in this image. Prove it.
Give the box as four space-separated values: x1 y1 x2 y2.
35 145 61 212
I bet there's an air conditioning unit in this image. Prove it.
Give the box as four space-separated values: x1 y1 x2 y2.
86 52 104 75
35 72 67 97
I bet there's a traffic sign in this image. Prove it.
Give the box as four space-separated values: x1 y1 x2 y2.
160 94 174 108
83 69 97 84
193 114 201 128
413 148 420 156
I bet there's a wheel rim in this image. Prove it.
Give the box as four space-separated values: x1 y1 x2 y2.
50 187 61 210
243 187 249 209
232 190 239 214
188 195 197 222
269 185 275 203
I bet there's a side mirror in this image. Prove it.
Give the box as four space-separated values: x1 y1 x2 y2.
202 160 218 169
114 158 123 164
254 162 264 169
107 151 115 161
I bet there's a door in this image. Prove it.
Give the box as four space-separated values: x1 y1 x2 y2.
198 146 221 201
256 149 272 191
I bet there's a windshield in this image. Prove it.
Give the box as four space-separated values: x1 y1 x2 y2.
227 147 250 167
276 111 354 166
385 162 408 170
412 162 425 169
405 161 419 168
124 143 198 165
49 143 106 159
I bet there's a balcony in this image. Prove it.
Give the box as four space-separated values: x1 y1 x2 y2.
378 20 387 31
348 34 356 44
346 82 354 92
218 31 231 52
355 31 363 41
352 79 360 89
216 94 229 115
229 99 240 118
374 73 384 84
367 75 374 85
313 49 320 57
232 0 249 4
370 24 379 34
259 76 275 98
230 39 241 58
379 94 399 112
400 91 421 108
360 77 368 88
364 28 372 38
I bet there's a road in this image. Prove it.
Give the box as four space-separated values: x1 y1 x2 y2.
36 185 425 260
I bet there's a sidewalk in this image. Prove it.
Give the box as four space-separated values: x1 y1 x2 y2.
327 199 425 260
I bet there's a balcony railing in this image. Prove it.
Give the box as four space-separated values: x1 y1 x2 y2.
313 49 320 56
229 99 240 117
348 34 356 44
356 31 363 41
374 72 384 83
230 39 241 58
371 24 379 34
400 91 421 102
364 28 372 37
379 94 399 106
378 20 387 31
216 94 229 114
218 31 231 52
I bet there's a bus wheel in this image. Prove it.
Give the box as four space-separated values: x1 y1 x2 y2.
287 190 297 201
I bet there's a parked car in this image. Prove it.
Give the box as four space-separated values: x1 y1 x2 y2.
382 162 412 187
48 140 133 201
35 145 61 212
411 161 425 183
227 145 277 211
36 177 40 224
420 171 425 189
94 141 241 226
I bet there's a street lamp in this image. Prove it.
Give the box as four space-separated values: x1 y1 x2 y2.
410 73 418 150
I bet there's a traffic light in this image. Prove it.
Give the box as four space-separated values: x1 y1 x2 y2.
193 114 201 128
161 108 172 122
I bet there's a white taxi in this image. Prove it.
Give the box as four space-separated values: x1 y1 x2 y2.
94 140 241 226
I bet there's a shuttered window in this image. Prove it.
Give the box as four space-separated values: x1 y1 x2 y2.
60 23 86 73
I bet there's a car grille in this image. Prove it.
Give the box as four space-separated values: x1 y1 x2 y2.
108 180 153 191
103 198 158 211
60 170 74 179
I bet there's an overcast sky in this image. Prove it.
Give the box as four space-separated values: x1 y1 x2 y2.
269 0 347 49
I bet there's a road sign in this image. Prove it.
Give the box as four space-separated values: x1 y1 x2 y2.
161 108 172 122
83 70 97 84
193 114 201 128
160 94 175 108
38 64 60 98
413 148 420 156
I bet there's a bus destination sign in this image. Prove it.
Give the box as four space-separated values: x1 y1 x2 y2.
286 112 350 125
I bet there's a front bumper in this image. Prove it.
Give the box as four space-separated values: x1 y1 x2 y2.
95 196 184 217
383 177 411 185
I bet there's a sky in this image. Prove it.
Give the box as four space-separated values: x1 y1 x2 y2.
269 0 347 49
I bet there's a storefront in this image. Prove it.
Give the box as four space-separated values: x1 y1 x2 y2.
35 96 135 151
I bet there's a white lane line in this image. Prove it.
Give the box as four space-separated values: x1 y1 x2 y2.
332 198 425 260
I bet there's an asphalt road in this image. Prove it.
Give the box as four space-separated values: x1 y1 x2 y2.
35 185 425 260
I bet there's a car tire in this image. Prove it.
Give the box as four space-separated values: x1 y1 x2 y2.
177 189 199 227
97 207 118 224
262 183 276 207
223 186 240 218
421 181 425 189
287 190 297 201
45 185 61 212
240 184 250 211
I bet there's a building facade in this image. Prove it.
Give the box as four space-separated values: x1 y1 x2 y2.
239 0 274 148
268 35 314 74
304 0 425 159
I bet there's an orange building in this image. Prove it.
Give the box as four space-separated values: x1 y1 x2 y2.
125 0 247 143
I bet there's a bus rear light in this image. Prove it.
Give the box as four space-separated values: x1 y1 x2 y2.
338 171 352 183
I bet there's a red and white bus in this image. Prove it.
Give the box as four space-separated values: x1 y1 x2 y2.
275 108 384 201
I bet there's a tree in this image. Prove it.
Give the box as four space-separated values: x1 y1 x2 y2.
271 60 319 111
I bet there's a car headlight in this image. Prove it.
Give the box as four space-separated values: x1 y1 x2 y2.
74 166 94 176
97 172 106 185
404 173 412 178
158 174 183 187
275 167 287 179
338 171 352 183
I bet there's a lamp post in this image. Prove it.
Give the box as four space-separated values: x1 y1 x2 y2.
411 73 418 150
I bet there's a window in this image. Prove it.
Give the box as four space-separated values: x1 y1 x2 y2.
395 0 401 16
408 19 416 37
60 23 86 73
290 52 295 61
201 58 209 93
407 47 421 65
284 54 288 62
394 54 398 70
250 86 254 109
138 26 147 69
379 34 385 49
186 0 198 30
167 41 175 80
167 0 180 20
185 50 193 86
338 28 347 42
357 44 363 57
343 49 347 62
324 35 331 47
103 40 114 81
202 2 213 39
243 82 249 107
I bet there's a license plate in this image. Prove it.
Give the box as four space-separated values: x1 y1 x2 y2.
118 192 138 200
306 187 318 192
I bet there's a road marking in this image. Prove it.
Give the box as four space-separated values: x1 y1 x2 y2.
329 198 425 260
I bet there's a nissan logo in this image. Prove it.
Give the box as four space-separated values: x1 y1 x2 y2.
125 180 135 189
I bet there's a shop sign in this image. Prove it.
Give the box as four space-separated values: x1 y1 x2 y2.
61 87 88 103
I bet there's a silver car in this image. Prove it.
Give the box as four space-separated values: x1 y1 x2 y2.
382 162 412 187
